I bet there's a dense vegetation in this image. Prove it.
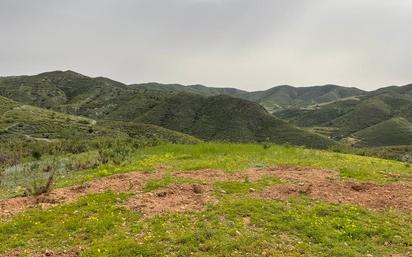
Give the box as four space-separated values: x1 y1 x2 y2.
137 93 335 148
0 95 199 167
0 72 335 149
276 88 412 149
134 83 365 112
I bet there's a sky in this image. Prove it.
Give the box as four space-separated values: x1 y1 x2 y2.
1 0 411 91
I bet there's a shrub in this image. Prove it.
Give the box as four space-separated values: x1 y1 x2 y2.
24 172 55 196
98 144 134 165
260 142 272 150
23 163 55 196
0 167 4 186
32 150 42 160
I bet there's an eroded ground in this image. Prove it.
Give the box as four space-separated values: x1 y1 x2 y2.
1 166 411 217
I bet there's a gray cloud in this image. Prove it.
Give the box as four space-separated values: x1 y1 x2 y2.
0 0 411 90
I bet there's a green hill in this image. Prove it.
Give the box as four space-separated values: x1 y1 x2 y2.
0 95 200 164
0 71 336 149
242 84 365 112
133 82 248 98
353 117 412 147
137 93 335 149
277 88 412 147
134 82 366 112
0 95 199 142
0 71 169 120
276 98 360 127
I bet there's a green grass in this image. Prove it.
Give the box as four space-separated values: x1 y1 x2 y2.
55 143 411 189
2 142 410 255
1 143 411 256
143 174 198 192
214 176 282 194
0 191 410 257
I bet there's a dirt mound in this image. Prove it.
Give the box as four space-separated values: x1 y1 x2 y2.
258 169 412 212
126 184 217 216
0 171 161 216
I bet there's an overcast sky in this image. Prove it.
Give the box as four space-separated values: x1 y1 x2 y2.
1 0 411 91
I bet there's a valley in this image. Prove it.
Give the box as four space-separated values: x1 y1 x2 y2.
0 71 411 257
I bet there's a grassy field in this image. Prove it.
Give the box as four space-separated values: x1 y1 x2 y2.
1 188 411 256
55 143 412 189
0 143 411 257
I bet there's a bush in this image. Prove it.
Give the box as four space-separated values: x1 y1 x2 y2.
0 167 4 186
24 172 55 196
23 164 55 196
98 143 134 165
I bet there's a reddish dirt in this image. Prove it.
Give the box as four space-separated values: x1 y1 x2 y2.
0 249 80 257
37 249 80 257
126 184 217 216
0 171 162 216
257 168 412 212
175 166 337 183
1 165 411 217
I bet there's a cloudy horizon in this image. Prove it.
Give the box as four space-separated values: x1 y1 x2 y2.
1 0 411 91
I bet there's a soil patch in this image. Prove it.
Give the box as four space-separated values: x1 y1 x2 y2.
1 166 410 217
0 171 162 216
175 166 336 183
126 184 217 216
0 249 80 257
258 168 412 212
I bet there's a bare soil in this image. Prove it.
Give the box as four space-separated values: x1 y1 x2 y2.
1 166 411 218
257 167 412 212
126 184 217 216
0 171 161 216
0 249 80 257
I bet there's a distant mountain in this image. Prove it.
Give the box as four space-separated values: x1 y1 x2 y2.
240 85 366 112
277 85 412 147
133 82 366 112
0 71 170 120
0 71 335 149
133 82 248 98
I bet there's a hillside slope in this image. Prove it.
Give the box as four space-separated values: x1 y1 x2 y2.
0 95 200 166
277 87 412 146
137 94 335 149
0 71 336 149
0 95 197 143
353 117 412 147
0 71 169 120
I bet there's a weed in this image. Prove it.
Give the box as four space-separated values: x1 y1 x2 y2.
24 172 55 196
23 167 55 196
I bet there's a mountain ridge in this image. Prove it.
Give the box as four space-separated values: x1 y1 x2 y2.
0 71 336 149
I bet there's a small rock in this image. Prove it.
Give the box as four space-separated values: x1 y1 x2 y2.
249 188 256 192
193 184 203 194
156 191 167 197
220 190 227 194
